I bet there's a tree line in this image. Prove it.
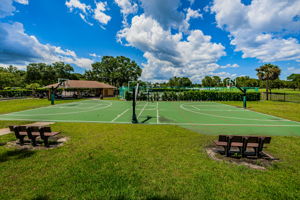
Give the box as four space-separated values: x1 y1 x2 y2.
1 58 299 95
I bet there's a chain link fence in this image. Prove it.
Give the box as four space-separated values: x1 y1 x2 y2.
261 92 300 103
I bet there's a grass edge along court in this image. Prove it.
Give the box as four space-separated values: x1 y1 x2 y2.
0 99 300 136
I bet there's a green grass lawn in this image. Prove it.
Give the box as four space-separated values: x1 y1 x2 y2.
0 99 83 128
259 88 300 94
0 98 84 114
0 99 300 199
222 101 300 122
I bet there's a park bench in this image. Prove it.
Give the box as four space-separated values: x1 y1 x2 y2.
9 125 28 145
214 135 271 158
9 125 60 147
39 126 60 147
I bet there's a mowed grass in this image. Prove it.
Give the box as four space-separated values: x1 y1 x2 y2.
222 101 300 122
1 123 300 199
0 98 84 115
0 99 300 199
259 88 300 94
0 99 84 128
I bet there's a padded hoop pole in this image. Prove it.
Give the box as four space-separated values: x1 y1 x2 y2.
51 86 55 105
132 86 138 124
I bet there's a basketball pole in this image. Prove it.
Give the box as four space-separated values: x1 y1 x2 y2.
132 83 139 124
231 80 247 109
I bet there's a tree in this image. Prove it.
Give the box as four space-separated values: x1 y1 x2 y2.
168 77 192 87
85 56 142 87
25 62 75 86
201 76 222 87
201 76 214 87
287 74 300 90
0 72 16 89
256 64 281 100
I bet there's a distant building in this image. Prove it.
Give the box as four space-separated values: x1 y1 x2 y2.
45 80 116 98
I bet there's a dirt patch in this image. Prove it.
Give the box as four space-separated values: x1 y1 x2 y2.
6 136 69 150
206 146 278 170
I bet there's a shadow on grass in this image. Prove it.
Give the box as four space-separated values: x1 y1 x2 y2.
114 196 179 200
0 142 7 146
0 149 35 163
31 195 50 200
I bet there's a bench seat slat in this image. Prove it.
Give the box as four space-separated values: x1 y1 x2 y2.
214 141 227 146
230 142 243 147
44 132 60 137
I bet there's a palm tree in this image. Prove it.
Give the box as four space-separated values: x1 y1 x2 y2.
256 64 281 100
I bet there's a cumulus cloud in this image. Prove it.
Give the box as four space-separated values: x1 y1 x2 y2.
0 0 29 18
139 0 185 30
118 14 227 82
211 0 300 62
0 22 93 69
14 0 28 5
65 0 91 14
66 0 111 27
93 1 111 26
114 0 138 25
288 67 300 74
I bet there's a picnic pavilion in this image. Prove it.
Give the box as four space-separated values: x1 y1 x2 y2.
45 80 116 98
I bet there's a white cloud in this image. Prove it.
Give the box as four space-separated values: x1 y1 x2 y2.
114 0 138 25
14 0 28 5
0 22 93 69
89 53 102 58
211 0 300 62
93 1 111 25
288 67 300 74
65 0 111 27
118 14 228 82
65 0 91 14
79 13 93 26
139 0 185 30
189 0 195 5
186 8 202 22
0 0 28 18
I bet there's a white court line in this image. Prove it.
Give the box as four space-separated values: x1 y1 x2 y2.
2 101 112 116
181 103 291 122
111 108 130 122
137 102 149 119
156 102 159 124
190 106 248 112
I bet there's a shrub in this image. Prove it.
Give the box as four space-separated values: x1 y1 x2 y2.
125 90 260 101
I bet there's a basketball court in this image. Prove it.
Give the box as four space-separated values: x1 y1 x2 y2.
0 99 299 136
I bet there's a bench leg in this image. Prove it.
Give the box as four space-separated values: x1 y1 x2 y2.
44 137 49 147
225 147 230 157
19 136 25 145
31 137 37 146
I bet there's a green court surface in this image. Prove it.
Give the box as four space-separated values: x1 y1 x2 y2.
0 99 300 136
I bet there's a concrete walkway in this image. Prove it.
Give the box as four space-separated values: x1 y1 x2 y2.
0 122 55 136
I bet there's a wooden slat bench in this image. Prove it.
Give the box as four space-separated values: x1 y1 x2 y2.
39 127 60 147
9 125 60 147
214 135 271 158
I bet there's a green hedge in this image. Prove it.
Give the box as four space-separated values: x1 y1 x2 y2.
0 88 48 98
125 91 260 101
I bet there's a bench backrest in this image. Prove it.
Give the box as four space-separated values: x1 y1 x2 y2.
218 135 228 142
261 137 271 144
18 126 28 132
28 126 41 132
9 125 15 132
229 136 243 143
246 136 259 143
42 127 52 133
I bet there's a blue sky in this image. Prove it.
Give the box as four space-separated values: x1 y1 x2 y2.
1 0 300 83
